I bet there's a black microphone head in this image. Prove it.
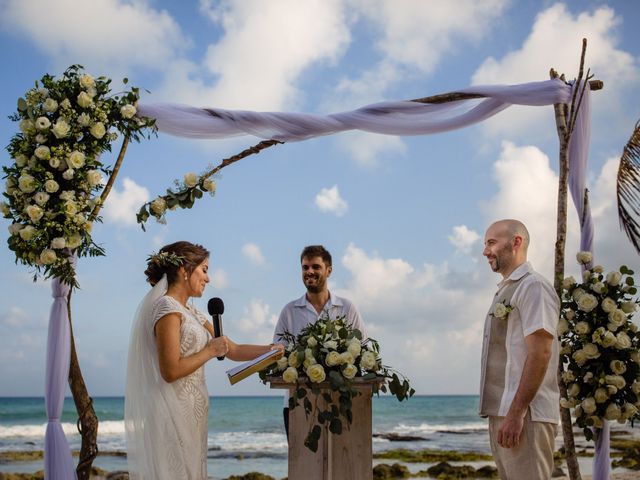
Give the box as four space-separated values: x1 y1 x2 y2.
208 297 224 315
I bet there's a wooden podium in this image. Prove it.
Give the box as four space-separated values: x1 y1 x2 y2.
269 377 381 480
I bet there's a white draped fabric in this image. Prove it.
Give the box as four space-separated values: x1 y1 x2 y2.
44 276 77 480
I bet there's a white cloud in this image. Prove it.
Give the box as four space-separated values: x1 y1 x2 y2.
1 306 29 327
315 185 348 217
336 131 407 168
242 243 265 266
234 299 278 344
102 177 150 226
168 0 350 109
209 268 229 289
448 225 481 254
472 4 639 140
0 0 186 76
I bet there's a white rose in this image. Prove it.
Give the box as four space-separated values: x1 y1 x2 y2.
340 351 355 366
62 169 75 180
59 190 75 201
605 374 626 390
79 74 95 89
34 146 51 160
560 398 575 409
47 156 61 169
567 383 580 398
615 332 632 350
184 172 199 188
43 98 58 113
610 360 627 375
360 351 377 371
621 302 637 314
77 113 91 127
581 397 597 414
67 151 85 169
15 154 28 167
557 318 569 336
52 119 70 139
35 134 48 144
19 119 35 135
605 403 621 421
622 403 638 420
44 180 59 193
583 372 594 383
77 91 93 108
593 265 604 273
303 356 316 369
51 237 66 249
282 366 298 384
493 303 508 318
307 364 326 383
276 355 289 372
342 364 357 380
150 197 167 216
307 337 317 348
572 288 586 301
87 170 103 187
0 202 10 216
64 201 78 216
606 271 622 286
203 178 217 193
572 349 587 366
120 104 137 119
609 309 626 327
19 226 37 241
287 351 300 368
561 370 576 383
8 223 23 235
25 205 43 222
577 294 598 313
347 339 361 358
39 249 57 265
33 192 49 206
594 388 609 404
89 122 106 139
591 282 605 294
574 405 584 418
66 233 82 249
325 351 342 367
323 340 338 350
608 385 618 396
601 297 617 313
602 331 617 348
576 251 593 264
560 345 572 355
565 309 575 321
18 174 37 193
583 343 600 359
562 276 576 290
631 382 640 395
35 116 51 131
575 321 591 335
590 415 604 429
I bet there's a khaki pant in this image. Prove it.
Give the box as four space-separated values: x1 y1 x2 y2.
488 412 557 480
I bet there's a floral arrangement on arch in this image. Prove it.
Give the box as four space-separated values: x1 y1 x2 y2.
259 315 414 452
558 251 640 440
2 65 156 286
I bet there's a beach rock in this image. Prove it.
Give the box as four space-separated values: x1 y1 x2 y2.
373 433 427 441
225 473 276 480
475 465 499 478
373 463 410 479
552 465 566 477
0 472 44 480
426 461 476 478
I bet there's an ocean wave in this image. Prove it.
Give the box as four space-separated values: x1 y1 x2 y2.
0 420 125 440
389 422 487 435
209 431 287 454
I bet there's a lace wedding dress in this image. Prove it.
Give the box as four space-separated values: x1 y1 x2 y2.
125 276 212 480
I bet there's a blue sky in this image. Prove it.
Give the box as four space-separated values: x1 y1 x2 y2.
1 0 639 397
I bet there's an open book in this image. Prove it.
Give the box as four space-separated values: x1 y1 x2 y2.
226 349 284 385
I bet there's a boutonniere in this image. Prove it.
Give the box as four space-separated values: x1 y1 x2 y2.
492 301 513 319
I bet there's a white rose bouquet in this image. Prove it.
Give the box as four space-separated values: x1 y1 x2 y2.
259 315 414 452
2 65 156 285
559 252 640 440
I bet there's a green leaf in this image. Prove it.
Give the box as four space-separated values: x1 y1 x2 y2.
17 98 27 112
296 387 307 398
329 418 342 434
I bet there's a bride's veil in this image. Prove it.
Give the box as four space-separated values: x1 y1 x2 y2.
124 275 200 479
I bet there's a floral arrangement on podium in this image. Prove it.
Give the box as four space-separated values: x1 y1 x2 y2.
2 65 156 286
558 251 640 440
260 315 414 452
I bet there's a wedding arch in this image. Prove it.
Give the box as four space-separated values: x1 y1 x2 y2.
5 39 639 480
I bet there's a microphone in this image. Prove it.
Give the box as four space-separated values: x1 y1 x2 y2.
207 297 225 361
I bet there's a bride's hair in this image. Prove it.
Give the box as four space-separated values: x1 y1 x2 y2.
144 241 209 286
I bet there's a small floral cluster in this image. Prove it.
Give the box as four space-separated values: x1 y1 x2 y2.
2 65 156 285
146 251 184 268
260 315 414 452
136 171 217 230
492 301 513 319
558 251 640 440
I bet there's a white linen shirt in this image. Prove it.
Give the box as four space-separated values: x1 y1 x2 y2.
273 292 366 406
479 262 561 424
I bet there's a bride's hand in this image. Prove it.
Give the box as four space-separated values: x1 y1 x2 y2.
208 336 229 358
270 343 285 354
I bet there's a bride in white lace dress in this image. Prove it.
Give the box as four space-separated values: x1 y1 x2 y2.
125 241 283 480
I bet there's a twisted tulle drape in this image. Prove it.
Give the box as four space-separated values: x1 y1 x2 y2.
44 277 77 480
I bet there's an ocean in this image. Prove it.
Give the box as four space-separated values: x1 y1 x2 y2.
0 395 613 479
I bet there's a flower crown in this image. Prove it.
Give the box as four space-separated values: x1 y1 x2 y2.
147 251 184 268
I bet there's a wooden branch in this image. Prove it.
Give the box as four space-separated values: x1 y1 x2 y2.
88 135 130 223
